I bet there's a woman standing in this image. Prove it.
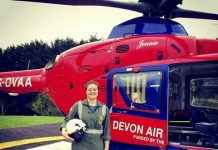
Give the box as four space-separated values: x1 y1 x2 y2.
61 80 110 150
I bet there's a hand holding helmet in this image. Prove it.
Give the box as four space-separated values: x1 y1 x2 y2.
61 127 74 142
66 119 87 142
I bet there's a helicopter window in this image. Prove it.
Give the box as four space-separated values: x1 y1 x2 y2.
108 21 187 39
45 55 60 70
171 24 188 35
45 57 55 70
141 23 167 33
141 23 187 35
108 24 137 39
190 77 218 110
113 71 162 111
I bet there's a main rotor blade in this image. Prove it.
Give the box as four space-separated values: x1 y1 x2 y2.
172 7 218 20
14 0 218 20
140 0 183 9
15 0 153 14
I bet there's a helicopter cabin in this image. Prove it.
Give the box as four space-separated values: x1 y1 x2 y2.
168 61 218 148
108 61 218 149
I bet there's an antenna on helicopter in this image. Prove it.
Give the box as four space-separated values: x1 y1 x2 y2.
27 59 31 70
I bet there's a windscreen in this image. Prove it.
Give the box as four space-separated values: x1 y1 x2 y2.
190 77 218 110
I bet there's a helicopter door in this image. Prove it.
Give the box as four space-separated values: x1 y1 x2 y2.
107 65 168 149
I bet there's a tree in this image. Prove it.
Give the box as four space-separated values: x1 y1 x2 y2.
51 37 78 55
88 34 102 42
0 92 8 115
0 97 7 116
0 48 3 72
32 93 61 116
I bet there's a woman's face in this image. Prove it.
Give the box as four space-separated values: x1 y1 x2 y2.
86 83 98 100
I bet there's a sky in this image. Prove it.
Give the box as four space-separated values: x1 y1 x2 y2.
0 0 218 49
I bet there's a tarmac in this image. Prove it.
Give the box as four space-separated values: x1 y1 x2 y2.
0 123 71 150
26 141 71 150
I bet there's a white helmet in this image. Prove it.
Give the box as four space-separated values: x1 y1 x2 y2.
66 119 87 142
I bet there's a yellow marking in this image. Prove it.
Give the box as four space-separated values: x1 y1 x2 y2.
0 136 64 149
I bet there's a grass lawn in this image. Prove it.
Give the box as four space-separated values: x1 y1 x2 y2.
0 116 64 129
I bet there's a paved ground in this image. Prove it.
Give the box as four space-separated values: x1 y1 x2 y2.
1 141 71 150
0 123 62 143
26 141 71 150
0 123 70 150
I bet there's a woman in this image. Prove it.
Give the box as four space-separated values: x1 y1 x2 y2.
61 80 110 150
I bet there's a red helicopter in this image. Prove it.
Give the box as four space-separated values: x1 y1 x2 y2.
1 0 218 149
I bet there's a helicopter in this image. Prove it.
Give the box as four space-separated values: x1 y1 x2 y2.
0 0 218 149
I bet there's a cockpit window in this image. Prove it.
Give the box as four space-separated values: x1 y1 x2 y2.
190 78 218 110
108 19 187 39
108 24 136 39
142 23 167 33
113 71 162 111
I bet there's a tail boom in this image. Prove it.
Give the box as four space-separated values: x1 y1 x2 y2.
0 69 44 93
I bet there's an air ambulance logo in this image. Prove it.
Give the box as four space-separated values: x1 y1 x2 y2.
112 119 166 146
